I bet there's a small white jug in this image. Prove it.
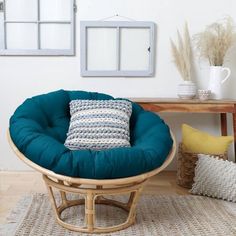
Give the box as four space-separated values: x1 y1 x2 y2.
208 66 231 99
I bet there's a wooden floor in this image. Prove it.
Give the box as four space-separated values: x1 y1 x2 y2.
0 171 189 225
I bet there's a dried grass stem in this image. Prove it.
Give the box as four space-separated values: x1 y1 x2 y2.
170 23 192 81
194 17 236 66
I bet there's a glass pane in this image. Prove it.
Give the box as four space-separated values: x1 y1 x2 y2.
40 24 71 49
40 0 71 21
6 23 37 49
6 0 37 21
87 28 117 71
120 28 150 71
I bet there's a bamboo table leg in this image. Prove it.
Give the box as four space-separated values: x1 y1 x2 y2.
220 113 227 136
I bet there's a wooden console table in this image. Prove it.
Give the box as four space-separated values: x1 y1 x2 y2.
131 98 236 161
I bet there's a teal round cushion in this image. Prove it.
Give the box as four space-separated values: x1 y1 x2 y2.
9 90 173 179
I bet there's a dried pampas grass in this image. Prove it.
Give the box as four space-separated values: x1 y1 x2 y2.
170 23 192 81
194 17 236 66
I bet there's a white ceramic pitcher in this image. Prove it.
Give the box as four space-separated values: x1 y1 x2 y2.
208 66 231 99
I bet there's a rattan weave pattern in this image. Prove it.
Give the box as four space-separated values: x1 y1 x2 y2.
177 143 227 188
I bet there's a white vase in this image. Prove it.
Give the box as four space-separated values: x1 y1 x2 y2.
177 81 197 99
208 66 231 99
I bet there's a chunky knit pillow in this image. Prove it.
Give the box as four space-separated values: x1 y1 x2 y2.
64 99 132 150
191 154 236 202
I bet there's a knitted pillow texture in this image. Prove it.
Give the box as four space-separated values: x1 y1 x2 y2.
191 154 236 202
64 99 132 150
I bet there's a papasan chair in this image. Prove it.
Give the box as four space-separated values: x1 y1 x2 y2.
8 90 176 234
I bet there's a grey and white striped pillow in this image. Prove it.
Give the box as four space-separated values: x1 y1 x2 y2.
64 99 132 150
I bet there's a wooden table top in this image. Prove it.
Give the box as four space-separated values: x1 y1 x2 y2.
130 98 236 104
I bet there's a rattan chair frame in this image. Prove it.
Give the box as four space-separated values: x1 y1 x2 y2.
8 129 176 234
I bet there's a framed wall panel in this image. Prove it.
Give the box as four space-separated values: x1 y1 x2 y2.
0 0 76 56
80 21 155 77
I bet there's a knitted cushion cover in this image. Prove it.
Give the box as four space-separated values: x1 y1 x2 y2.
9 90 173 179
64 100 132 150
191 154 236 202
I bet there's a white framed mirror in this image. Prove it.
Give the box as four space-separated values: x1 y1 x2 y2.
80 21 155 77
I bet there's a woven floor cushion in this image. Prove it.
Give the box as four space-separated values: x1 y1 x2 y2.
9 90 173 179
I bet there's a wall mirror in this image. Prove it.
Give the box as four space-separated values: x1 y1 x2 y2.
0 0 76 56
80 21 155 77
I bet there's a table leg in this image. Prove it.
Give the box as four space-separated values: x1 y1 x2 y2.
233 107 236 162
220 113 227 136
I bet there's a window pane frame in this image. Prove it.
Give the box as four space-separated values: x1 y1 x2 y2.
0 0 75 56
80 21 155 77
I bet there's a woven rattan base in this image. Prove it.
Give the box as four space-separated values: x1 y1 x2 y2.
43 175 146 234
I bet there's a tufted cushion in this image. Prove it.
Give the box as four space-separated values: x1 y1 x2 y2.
9 90 173 179
65 99 132 150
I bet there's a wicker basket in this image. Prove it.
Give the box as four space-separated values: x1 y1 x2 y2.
177 143 227 189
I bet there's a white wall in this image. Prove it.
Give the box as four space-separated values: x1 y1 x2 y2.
1 0 236 171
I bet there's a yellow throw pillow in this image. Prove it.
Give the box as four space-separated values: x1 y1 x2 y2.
182 124 233 154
